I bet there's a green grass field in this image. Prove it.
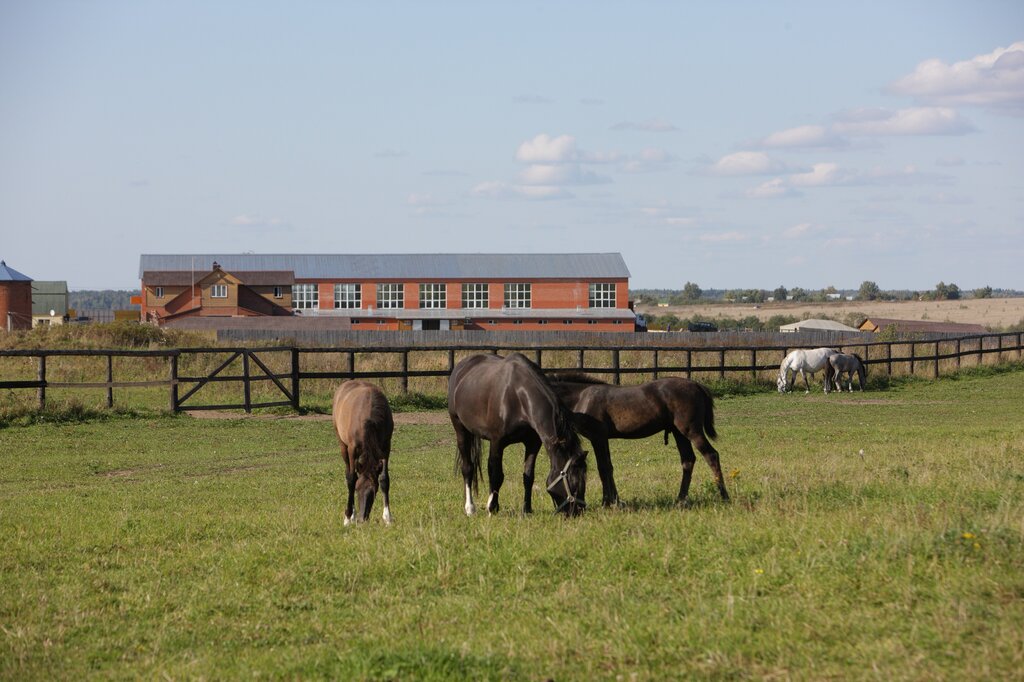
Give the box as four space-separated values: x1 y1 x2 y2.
2 368 1023 679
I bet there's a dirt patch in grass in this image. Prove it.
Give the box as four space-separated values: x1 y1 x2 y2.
185 410 450 425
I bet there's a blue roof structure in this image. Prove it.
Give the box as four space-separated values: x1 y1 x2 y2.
139 253 631 280
0 260 32 282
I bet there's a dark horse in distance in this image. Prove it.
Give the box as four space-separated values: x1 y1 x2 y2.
448 353 588 516
332 380 394 525
548 374 729 507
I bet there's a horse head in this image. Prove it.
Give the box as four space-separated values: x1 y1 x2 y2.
546 439 588 516
353 457 384 521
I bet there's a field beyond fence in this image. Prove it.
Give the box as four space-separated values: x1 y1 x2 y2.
1 330 1021 415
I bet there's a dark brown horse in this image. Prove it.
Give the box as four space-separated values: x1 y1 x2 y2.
548 373 729 507
332 380 394 525
448 353 587 516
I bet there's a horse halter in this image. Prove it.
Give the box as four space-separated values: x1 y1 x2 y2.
546 454 586 514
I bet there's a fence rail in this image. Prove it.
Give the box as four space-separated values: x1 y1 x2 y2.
1 331 1021 413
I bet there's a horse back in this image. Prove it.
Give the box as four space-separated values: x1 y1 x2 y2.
332 381 394 455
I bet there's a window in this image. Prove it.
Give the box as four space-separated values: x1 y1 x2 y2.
563 320 572 325
503 283 531 308
538 320 548 325
419 283 446 308
211 284 228 298
588 320 598 325
334 283 361 309
377 283 404 309
589 282 616 307
293 284 318 309
461 283 489 308
155 287 164 298
273 286 283 299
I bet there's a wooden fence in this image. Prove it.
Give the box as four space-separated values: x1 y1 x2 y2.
1 331 1021 413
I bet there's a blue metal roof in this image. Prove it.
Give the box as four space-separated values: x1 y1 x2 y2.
139 253 630 280
0 260 32 282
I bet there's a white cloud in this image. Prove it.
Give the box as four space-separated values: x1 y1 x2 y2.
710 151 788 176
698 231 747 242
887 41 1024 113
610 119 678 132
513 94 553 104
832 107 975 136
760 125 846 149
471 181 572 201
789 163 844 187
515 134 579 163
621 148 676 173
227 214 291 231
518 164 609 186
747 178 799 199
782 222 825 239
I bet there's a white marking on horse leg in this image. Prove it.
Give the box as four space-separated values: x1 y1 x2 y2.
382 505 393 525
487 492 496 515
343 514 353 527
464 483 476 516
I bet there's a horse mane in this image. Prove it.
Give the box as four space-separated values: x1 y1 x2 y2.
547 371 609 385
506 355 586 461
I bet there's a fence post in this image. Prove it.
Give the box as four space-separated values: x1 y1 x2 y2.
686 350 692 379
933 342 939 379
909 342 916 376
978 336 983 367
106 354 114 408
291 348 300 411
401 350 409 393
169 353 178 413
956 338 961 371
612 349 620 385
577 349 584 370
242 351 252 414
750 349 757 383
886 343 892 376
447 349 455 375
718 349 725 380
653 349 659 380
997 334 1003 363
37 355 46 410
1018 332 1022 360
347 351 355 377
535 349 542 368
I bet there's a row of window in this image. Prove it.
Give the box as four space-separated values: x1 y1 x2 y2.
292 282 618 310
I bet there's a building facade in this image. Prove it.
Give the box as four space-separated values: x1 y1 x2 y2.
31 281 69 327
1 260 33 331
139 253 636 331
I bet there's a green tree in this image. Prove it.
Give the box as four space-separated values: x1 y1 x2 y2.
681 281 702 302
857 281 881 301
974 286 993 299
772 286 788 301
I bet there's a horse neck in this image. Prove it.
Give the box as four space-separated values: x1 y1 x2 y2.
518 375 579 454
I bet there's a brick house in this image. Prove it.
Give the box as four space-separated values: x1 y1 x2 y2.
139 253 636 331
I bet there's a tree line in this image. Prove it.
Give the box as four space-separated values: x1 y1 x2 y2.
634 281 1008 306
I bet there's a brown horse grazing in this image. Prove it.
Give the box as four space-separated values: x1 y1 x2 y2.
332 380 394 525
548 373 729 507
448 353 588 516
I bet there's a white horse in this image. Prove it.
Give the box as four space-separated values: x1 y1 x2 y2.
777 348 839 393
829 353 867 392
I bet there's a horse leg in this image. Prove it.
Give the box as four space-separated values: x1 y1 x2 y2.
453 420 477 516
379 458 393 525
486 441 505 515
592 437 619 507
522 433 541 514
340 444 357 526
692 432 730 502
800 369 811 393
673 431 697 506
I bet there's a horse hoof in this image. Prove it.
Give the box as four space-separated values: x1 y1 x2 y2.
343 515 353 527
464 504 476 516
676 497 693 509
382 509 393 525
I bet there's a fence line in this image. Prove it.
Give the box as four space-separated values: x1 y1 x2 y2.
1 331 1021 413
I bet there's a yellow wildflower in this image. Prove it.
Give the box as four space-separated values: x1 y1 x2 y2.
753 568 764 575
962 532 975 540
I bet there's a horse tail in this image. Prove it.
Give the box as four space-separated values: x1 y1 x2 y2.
664 429 669 445
455 432 483 494
697 383 717 440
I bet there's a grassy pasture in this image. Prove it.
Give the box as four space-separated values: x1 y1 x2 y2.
1 369 1023 679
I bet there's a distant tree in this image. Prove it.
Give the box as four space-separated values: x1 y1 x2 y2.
681 281 702 301
789 287 809 302
934 282 961 300
974 286 993 299
857 281 881 301
772 286 788 302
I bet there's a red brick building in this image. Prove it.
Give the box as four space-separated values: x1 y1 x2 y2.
139 253 636 331
1 260 33 331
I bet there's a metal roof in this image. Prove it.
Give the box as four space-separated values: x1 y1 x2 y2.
138 253 630 280
779 319 860 332
143 270 295 286
0 260 32 282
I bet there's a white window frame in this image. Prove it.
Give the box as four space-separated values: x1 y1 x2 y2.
588 282 616 308
334 283 362 309
155 287 164 298
376 283 404 309
292 283 319 309
419 283 447 309
503 283 531 309
461 283 489 308
211 284 228 298
273 286 283 299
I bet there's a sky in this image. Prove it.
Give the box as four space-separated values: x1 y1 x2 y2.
1 1 1022 291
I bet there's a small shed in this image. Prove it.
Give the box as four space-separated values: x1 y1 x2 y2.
31 280 69 326
1 260 33 331
779 319 860 333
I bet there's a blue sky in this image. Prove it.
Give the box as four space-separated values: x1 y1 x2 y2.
1 1 1022 290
